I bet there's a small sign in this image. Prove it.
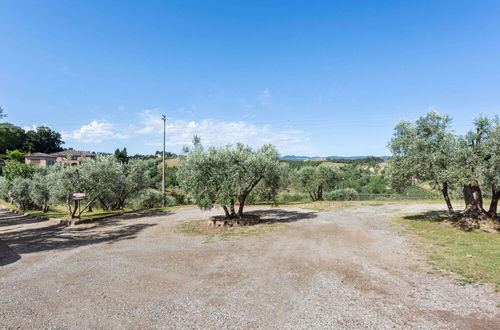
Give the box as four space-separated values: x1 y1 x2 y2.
71 193 88 201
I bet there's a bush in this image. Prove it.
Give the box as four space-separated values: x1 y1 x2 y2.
29 171 52 212
0 177 11 201
276 191 311 204
3 161 35 182
133 190 177 209
170 190 189 204
10 178 34 210
324 188 359 201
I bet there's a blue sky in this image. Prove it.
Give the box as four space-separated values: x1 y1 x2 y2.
1 1 499 156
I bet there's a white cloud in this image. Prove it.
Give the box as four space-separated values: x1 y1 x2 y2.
258 88 271 105
63 121 128 143
22 124 39 131
136 110 309 154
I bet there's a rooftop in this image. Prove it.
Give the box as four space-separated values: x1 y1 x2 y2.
26 152 56 158
50 150 95 157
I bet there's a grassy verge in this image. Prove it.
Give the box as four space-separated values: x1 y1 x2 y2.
395 212 500 290
293 199 454 212
0 199 133 221
176 219 285 243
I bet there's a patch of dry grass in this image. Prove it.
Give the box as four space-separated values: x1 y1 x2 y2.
296 199 452 212
176 218 285 243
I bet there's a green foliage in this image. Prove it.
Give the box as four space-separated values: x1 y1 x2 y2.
23 126 64 153
387 110 456 191
6 149 25 162
324 188 359 201
98 158 151 209
482 124 500 193
133 190 176 208
294 164 340 200
399 185 438 199
388 111 500 217
46 156 151 218
454 116 500 188
177 141 283 218
29 169 53 212
0 119 64 154
114 147 129 163
10 177 34 210
0 123 26 154
334 164 392 194
274 191 311 204
0 176 11 200
3 161 35 182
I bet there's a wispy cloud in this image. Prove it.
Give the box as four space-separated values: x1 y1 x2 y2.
258 88 271 105
136 110 309 153
63 121 128 143
57 108 311 154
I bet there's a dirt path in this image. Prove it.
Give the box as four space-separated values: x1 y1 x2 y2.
1 204 498 329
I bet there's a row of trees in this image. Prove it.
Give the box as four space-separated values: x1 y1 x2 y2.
388 111 499 228
0 155 151 219
0 107 65 154
176 138 392 220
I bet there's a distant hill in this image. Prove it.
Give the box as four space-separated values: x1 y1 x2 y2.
281 155 390 161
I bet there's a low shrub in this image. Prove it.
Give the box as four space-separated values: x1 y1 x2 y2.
275 191 310 204
0 177 11 201
324 188 359 201
10 178 35 210
133 190 177 209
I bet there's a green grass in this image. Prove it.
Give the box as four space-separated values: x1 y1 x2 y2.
395 212 500 290
0 199 134 221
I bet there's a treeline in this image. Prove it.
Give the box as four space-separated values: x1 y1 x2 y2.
0 155 173 218
0 107 64 155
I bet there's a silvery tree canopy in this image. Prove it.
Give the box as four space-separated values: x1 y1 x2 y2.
177 139 285 219
388 111 499 229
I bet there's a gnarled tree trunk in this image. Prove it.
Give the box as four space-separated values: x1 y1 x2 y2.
458 181 490 230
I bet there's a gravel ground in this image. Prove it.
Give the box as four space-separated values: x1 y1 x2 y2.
0 204 499 329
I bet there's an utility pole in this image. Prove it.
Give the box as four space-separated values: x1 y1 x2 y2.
162 114 166 207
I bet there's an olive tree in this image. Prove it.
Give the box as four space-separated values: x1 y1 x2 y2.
98 159 151 210
48 156 119 219
483 124 500 217
387 111 456 213
29 169 52 212
10 178 34 210
388 111 499 228
453 116 499 221
294 164 340 201
177 142 283 219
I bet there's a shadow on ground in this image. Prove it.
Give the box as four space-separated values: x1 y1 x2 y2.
0 239 20 266
0 212 42 228
0 221 157 257
74 209 172 226
249 209 318 224
402 210 449 222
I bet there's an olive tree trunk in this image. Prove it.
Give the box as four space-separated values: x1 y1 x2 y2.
488 187 500 219
458 181 490 230
441 182 454 214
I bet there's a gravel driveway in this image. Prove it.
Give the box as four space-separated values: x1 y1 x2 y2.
0 204 499 329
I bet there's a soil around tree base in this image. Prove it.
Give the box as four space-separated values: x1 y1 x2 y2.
208 214 260 227
451 210 499 231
